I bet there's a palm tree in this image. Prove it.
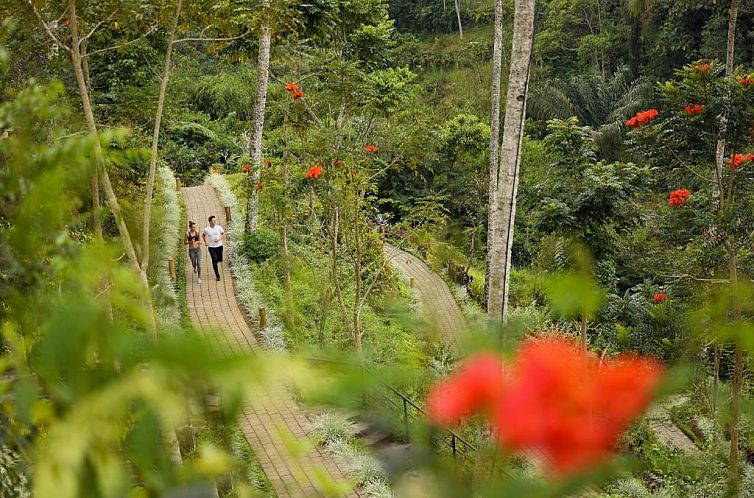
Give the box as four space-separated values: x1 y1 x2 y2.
527 68 653 161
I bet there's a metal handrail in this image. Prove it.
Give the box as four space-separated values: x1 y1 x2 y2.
301 355 478 460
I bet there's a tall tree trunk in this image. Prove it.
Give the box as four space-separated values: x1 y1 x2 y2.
352 194 363 351
720 3 742 483
245 15 272 232
724 0 739 76
484 0 505 308
486 0 536 322
67 0 157 337
330 210 351 340
713 0 739 205
725 239 743 487
279 224 294 328
454 0 464 38
142 0 182 274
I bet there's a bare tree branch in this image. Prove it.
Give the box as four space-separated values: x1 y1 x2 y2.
174 29 252 44
26 0 71 53
80 9 120 44
82 26 158 58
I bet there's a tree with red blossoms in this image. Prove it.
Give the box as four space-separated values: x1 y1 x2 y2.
628 59 754 484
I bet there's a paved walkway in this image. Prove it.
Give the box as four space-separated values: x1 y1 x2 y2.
384 243 468 352
183 186 360 498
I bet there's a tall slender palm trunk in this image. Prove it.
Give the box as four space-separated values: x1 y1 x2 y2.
484 0 504 309
723 0 742 484
245 14 272 232
486 0 536 323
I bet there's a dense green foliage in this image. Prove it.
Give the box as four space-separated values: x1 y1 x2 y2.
4 0 754 496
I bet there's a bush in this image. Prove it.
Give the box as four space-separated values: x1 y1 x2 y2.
241 228 279 263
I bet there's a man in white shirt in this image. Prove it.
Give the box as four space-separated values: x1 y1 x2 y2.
202 215 225 281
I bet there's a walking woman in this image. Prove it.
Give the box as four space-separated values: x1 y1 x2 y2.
185 220 202 283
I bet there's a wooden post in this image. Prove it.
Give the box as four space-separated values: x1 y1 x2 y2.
409 277 415 289
259 307 267 329
175 178 181 191
168 258 176 281
224 206 232 223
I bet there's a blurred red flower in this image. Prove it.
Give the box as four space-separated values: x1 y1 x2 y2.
285 83 299 92
427 353 505 425
668 188 691 206
427 338 663 476
291 89 305 100
693 63 711 74
684 104 703 116
653 293 667 303
364 144 378 153
263 158 273 167
305 165 323 180
241 164 253 173
737 76 753 86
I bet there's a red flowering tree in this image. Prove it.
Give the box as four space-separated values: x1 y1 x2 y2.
628 59 754 478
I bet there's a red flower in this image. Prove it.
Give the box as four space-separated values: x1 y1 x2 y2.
626 109 659 128
684 104 703 116
737 76 754 86
254 182 264 192
364 144 378 153
285 82 305 100
241 164 253 173
728 153 752 169
668 188 691 206
305 165 323 180
653 293 667 303
693 63 711 74
263 158 273 167
427 353 505 426
428 338 663 476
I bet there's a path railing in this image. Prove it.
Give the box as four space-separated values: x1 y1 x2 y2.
302 356 487 474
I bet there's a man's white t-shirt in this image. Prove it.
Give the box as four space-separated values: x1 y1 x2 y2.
203 225 224 248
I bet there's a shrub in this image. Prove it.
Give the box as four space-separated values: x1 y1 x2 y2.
0 446 30 498
241 228 279 263
310 412 354 446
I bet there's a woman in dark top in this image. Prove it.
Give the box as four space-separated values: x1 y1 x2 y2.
185 220 202 283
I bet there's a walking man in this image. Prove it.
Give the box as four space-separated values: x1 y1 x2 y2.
203 215 224 281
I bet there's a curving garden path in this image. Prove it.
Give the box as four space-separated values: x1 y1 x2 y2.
383 243 468 352
383 242 699 461
183 186 360 498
